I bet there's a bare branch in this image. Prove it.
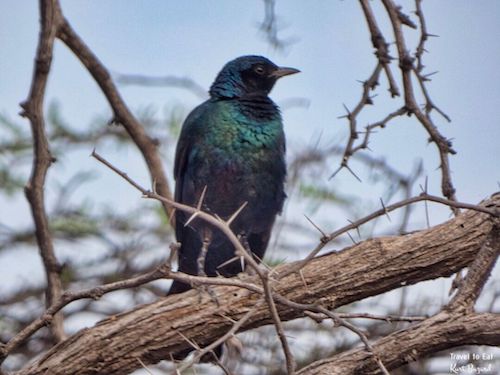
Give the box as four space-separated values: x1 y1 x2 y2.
297 312 500 375
259 0 297 51
381 0 458 209
359 0 400 96
19 0 65 343
115 73 208 99
263 278 296 374
91 150 265 280
56 17 174 220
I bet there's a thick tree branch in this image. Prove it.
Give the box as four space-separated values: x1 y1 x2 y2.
447 222 500 312
15 193 499 375
297 312 500 375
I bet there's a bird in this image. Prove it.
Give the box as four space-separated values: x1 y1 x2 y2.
168 55 299 295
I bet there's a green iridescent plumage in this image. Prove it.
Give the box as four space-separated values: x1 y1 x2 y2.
169 55 299 294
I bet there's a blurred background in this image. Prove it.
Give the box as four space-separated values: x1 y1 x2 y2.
1 1 499 374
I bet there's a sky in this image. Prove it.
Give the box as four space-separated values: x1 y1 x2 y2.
1 0 500 372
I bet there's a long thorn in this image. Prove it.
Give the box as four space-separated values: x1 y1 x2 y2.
197 185 208 210
304 214 327 238
227 201 248 226
380 198 392 222
184 212 200 227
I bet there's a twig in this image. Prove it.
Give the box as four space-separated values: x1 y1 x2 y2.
137 358 155 375
91 150 265 280
338 312 427 323
115 73 208 99
271 296 392 375
175 301 264 373
263 279 296 374
359 0 400 96
331 63 383 180
259 0 297 51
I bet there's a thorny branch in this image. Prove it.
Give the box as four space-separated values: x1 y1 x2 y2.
447 222 500 312
381 0 457 209
91 150 299 373
19 0 65 344
335 0 457 213
285 192 498 278
359 0 400 97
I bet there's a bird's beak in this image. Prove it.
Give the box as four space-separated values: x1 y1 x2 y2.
271 66 301 79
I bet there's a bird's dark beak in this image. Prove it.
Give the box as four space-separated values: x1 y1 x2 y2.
271 67 301 79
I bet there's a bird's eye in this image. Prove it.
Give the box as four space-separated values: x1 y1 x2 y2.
254 66 265 75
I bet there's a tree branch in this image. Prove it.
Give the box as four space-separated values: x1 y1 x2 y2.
381 0 458 209
19 0 65 343
14 193 500 375
297 312 500 375
447 222 500 312
56 16 174 220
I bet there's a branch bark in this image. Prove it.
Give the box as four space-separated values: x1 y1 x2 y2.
19 0 65 343
15 194 500 375
297 312 500 375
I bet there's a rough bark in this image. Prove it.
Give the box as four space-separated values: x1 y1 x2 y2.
16 194 500 375
297 312 500 375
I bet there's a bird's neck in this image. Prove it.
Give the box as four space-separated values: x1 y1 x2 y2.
231 93 280 122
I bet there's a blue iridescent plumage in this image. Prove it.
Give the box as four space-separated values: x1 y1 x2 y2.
169 55 299 294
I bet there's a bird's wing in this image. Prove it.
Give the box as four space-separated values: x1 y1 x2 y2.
173 101 210 241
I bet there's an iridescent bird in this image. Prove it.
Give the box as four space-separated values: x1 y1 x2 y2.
168 56 299 294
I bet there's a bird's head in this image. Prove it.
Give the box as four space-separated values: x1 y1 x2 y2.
209 55 299 99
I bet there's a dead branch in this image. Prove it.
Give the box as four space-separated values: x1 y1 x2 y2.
296 312 500 375
18 0 65 343
56 13 174 220
335 0 457 212
381 0 457 208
